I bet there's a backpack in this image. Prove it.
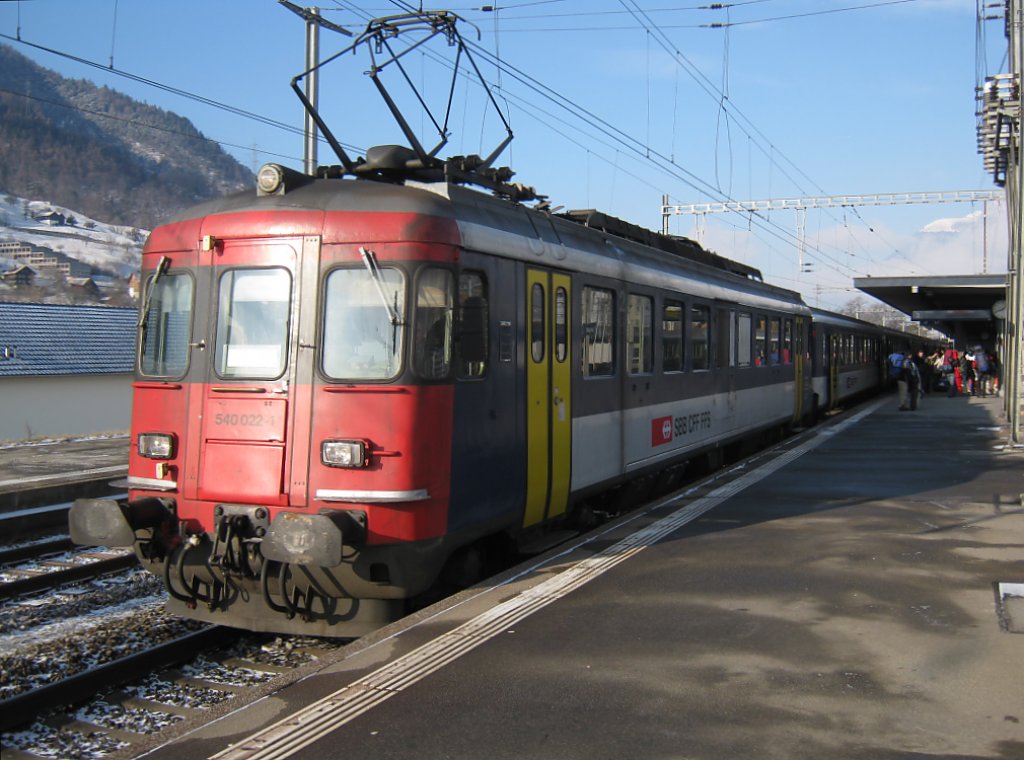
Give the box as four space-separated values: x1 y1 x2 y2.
888 353 905 378
975 352 989 372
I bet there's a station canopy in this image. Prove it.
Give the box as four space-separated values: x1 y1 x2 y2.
852 274 1006 348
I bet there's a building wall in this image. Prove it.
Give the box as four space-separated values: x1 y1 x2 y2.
0 374 132 442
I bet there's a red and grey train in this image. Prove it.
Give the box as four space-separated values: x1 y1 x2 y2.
68 162 913 636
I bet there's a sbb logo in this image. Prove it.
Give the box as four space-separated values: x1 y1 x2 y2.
652 416 673 446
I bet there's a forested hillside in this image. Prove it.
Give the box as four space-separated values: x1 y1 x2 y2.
0 44 252 230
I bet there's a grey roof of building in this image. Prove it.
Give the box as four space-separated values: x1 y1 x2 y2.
0 302 136 377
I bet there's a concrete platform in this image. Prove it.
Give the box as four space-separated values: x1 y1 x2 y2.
0 435 128 510
138 394 1024 759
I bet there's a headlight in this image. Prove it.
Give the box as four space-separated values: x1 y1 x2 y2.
321 440 367 468
256 163 285 195
138 433 175 460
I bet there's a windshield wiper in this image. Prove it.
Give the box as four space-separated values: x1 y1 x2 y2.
359 247 402 326
137 255 170 331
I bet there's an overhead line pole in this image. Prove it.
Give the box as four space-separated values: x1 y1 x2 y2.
304 7 320 176
980 0 1024 441
279 1 354 175
1008 0 1024 442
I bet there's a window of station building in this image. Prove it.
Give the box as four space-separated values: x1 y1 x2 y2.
140 272 193 378
768 317 781 365
754 315 767 366
323 266 405 381
691 304 710 370
582 286 615 377
530 283 545 363
457 271 488 379
215 267 291 380
413 268 454 380
662 300 684 372
736 312 752 367
627 294 653 375
783 318 793 364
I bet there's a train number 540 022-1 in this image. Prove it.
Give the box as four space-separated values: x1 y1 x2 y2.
214 413 274 427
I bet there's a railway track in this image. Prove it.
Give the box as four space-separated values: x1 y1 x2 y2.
0 626 347 759
0 536 73 564
0 626 238 733
0 547 139 601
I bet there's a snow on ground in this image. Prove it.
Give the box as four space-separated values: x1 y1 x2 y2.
0 191 145 278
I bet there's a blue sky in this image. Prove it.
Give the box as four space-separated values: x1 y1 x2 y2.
0 0 1006 309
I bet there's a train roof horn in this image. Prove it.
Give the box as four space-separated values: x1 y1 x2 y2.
288 9 541 203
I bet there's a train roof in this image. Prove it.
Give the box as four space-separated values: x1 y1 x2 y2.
163 176 808 315
810 306 932 343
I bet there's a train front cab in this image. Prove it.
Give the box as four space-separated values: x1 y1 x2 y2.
73 215 485 633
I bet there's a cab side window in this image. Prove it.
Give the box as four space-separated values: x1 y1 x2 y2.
457 271 488 379
413 268 453 380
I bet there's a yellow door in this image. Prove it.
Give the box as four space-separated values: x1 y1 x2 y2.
524 269 572 527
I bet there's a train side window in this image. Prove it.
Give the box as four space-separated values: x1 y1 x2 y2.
582 286 615 377
530 283 545 363
322 266 405 381
414 268 454 380
691 304 710 370
140 272 193 378
768 317 781 365
214 267 291 380
736 312 752 367
716 308 733 368
754 315 767 366
783 319 793 364
627 294 653 375
457 271 488 379
662 299 684 373
555 286 568 362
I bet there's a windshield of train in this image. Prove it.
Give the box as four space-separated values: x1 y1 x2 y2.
322 267 405 380
214 268 292 379
139 272 193 378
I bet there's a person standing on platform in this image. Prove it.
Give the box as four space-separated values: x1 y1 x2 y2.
943 348 960 396
974 345 990 397
904 353 920 410
889 349 909 410
915 349 931 396
959 350 974 396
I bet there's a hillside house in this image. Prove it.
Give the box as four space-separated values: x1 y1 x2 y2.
0 265 35 287
32 209 67 226
0 302 136 441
